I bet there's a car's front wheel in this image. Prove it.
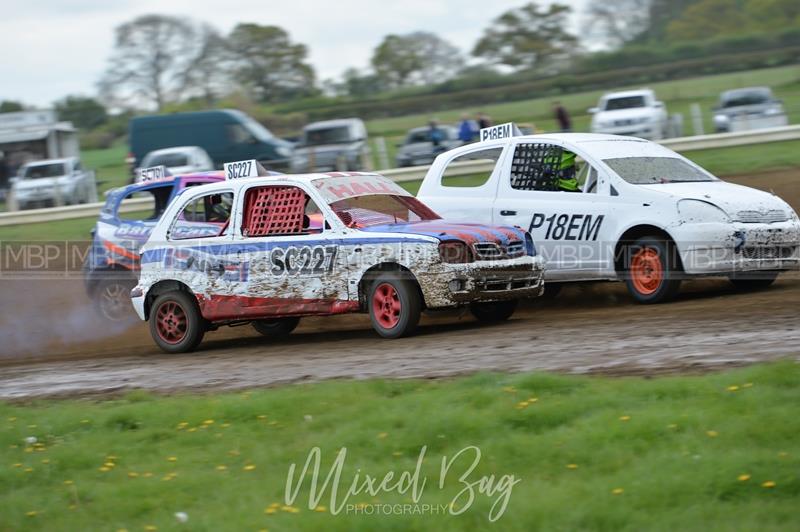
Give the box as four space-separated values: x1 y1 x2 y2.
470 300 518 322
368 273 422 339
149 291 205 353
252 317 300 338
623 237 682 304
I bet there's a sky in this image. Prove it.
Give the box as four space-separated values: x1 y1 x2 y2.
0 0 589 108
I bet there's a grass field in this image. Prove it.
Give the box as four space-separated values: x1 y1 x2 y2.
1 361 798 531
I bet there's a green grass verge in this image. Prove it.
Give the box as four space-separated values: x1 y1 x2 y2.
81 144 129 196
1 361 798 531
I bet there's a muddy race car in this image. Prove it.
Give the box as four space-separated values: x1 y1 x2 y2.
131 163 545 353
417 124 800 303
83 169 225 320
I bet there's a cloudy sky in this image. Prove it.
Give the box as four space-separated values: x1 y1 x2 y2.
0 0 588 108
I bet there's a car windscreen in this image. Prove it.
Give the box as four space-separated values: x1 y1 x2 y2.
604 96 646 110
329 194 440 228
303 127 352 146
721 92 770 108
23 163 66 179
144 153 189 168
604 157 717 184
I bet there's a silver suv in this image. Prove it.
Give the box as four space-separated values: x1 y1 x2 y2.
713 87 787 133
291 118 368 172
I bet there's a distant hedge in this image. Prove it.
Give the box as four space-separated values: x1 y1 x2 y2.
274 45 800 127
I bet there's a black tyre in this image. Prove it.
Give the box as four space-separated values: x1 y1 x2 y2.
623 237 682 304
729 271 778 291
149 291 205 354
252 317 300 338
93 278 137 321
470 300 518 322
368 273 422 339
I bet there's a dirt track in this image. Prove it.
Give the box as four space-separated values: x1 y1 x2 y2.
1 169 798 399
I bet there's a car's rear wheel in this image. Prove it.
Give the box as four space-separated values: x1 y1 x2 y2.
368 273 422 339
624 237 682 304
470 300 518 322
729 271 778 291
149 291 205 353
93 278 136 321
252 317 300 338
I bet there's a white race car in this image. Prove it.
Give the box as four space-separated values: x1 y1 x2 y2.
132 163 544 353
418 125 800 303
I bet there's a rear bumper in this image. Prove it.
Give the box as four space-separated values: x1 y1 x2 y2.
421 256 546 307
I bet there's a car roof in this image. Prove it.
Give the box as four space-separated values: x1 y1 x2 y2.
304 118 362 130
145 146 204 156
721 86 772 99
601 89 653 99
460 133 678 160
24 157 75 166
176 172 387 194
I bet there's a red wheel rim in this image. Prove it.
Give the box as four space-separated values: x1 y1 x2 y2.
630 248 664 295
372 283 401 329
155 301 188 344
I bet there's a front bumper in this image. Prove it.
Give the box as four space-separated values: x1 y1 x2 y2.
674 220 800 275
131 286 146 320
421 255 546 308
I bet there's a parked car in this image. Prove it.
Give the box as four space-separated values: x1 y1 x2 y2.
84 171 226 321
128 110 294 173
10 157 95 209
131 168 545 353
395 126 462 167
713 87 787 133
138 146 214 176
291 118 368 172
417 125 800 304
589 89 668 140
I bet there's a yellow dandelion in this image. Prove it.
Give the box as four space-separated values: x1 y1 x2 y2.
12 463 22 468
726 385 739 392
143 472 153 478
107 455 118 460
566 464 578 469
104 462 116 468
221 423 230 428
99 466 110 472
377 432 388 439
611 488 624 495
257 415 267 419
167 456 177 462
216 465 227 471
392 451 402 457
145 526 157 531
243 464 256 471
202 419 214 425
24 447 33 453
26 511 37 517
778 451 788 457
528 397 538 403
516 401 530 409
117 529 129 532
706 430 718 438
287 507 300 514
24 467 33 473
667 424 678 429
742 383 753 388
762 481 776 488
80 419 90 424
228 450 240 456
8 417 17 422
738 474 751 482
264 508 276 515
187 428 197 432
41 459 50 464
63 480 74 485
502 386 516 393
128 472 139 478
619 415 631 422
315 505 327 512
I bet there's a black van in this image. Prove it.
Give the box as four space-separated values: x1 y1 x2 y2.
128 109 293 172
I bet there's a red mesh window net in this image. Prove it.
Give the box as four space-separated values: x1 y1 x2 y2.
242 186 306 237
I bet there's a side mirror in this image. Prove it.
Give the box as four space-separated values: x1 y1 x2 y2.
588 107 599 114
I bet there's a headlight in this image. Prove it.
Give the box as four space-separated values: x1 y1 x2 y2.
677 200 730 223
439 241 474 264
275 146 292 158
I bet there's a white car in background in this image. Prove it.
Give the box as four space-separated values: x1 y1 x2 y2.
418 125 800 304
590 89 668 140
138 146 214 176
11 157 96 209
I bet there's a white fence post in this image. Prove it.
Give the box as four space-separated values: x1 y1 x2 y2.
690 103 704 136
374 137 390 170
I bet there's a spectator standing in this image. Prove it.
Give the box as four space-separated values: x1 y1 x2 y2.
553 101 572 132
477 112 492 130
458 114 478 142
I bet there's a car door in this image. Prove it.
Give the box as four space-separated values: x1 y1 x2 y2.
227 183 345 317
492 140 621 281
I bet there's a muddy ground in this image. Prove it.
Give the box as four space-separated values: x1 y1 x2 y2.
1 169 798 399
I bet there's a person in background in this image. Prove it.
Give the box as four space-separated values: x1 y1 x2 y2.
428 119 444 148
477 112 492 130
0 151 8 190
458 114 478 143
553 101 572 132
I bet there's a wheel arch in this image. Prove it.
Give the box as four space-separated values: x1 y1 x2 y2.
357 262 425 310
143 279 195 321
614 224 684 276
85 265 136 296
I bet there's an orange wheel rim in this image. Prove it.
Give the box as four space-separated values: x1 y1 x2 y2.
630 248 663 295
